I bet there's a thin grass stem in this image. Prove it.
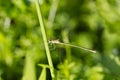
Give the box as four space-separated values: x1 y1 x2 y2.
62 30 71 62
35 0 54 78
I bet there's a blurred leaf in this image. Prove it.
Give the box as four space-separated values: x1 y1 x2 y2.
85 66 104 80
38 68 46 80
22 51 36 80
38 64 53 80
101 54 120 78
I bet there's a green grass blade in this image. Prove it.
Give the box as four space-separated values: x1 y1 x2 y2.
38 68 46 80
35 0 54 78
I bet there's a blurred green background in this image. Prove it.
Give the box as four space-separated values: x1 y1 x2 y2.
0 0 120 80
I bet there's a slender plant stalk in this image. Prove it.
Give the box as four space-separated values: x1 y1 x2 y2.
47 0 59 28
62 30 71 62
35 0 54 78
62 31 71 80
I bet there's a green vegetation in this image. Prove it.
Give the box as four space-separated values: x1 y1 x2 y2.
0 0 120 80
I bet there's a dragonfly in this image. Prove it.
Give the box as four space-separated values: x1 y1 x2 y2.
48 39 96 53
